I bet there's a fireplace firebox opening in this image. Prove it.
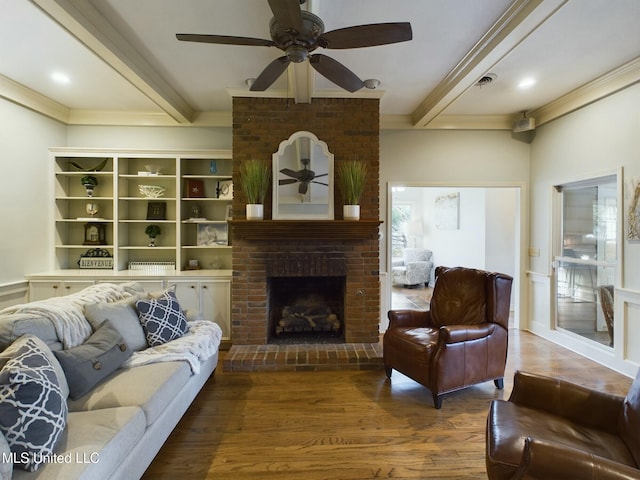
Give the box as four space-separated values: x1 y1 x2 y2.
267 275 345 344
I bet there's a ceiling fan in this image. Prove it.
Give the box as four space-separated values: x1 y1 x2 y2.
279 158 327 195
176 0 412 92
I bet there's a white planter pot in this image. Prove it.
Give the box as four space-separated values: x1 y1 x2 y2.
246 204 264 220
343 205 360 221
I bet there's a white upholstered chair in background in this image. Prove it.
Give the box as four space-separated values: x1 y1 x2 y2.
391 248 433 288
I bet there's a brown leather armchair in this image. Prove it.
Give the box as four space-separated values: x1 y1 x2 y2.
486 370 640 480
383 266 513 409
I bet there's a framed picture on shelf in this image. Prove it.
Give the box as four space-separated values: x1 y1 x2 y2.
197 223 228 246
186 179 205 198
225 205 233 220
217 180 233 199
146 201 166 220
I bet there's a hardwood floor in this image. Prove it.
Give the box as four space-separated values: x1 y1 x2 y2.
142 330 633 480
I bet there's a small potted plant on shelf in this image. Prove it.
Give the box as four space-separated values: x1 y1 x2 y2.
81 175 99 197
239 159 271 220
336 160 368 220
145 224 161 247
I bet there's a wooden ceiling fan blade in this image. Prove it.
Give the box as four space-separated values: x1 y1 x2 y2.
320 22 412 49
176 33 275 47
309 54 364 93
267 0 303 31
280 168 303 179
250 56 290 91
279 178 298 186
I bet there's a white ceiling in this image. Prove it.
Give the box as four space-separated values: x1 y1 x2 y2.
1 0 639 129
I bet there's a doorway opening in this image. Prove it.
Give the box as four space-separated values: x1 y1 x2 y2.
387 185 521 328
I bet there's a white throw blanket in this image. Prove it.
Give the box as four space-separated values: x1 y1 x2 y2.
123 320 222 374
0 283 133 349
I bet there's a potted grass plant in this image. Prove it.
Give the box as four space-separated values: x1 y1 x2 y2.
337 160 368 220
239 159 271 220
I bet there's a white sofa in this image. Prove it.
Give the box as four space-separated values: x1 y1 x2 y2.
0 282 221 480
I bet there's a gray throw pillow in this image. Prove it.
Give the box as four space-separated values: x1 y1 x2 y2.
0 335 68 472
53 321 132 400
84 296 148 351
136 291 188 347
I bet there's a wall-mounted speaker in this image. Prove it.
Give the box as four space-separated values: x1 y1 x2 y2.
512 117 536 133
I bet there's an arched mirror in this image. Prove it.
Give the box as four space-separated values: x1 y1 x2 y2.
272 131 334 220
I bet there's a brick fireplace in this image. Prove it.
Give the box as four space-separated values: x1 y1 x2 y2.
226 97 382 371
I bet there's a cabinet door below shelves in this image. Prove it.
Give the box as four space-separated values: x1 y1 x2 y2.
174 279 230 340
29 281 96 302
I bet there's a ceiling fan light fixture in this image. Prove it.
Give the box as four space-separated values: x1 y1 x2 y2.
286 45 308 63
245 78 255 87
364 79 380 89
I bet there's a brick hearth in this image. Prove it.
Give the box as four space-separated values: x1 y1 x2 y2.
223 342 383 372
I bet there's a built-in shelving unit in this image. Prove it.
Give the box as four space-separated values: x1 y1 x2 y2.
50 148 233 272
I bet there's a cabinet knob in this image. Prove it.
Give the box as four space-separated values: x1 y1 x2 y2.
190 285 196 289
202 285 207 289
65 285 71 290
52 285 58 289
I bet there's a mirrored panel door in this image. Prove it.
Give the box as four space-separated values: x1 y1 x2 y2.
555 175 617 347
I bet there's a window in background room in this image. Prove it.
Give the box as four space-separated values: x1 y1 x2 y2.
391 202 412 259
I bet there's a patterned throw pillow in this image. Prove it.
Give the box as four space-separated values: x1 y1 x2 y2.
0 336 68 472
136 291 188 347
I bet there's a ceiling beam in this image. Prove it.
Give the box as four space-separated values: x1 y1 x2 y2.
0 74 70 123
30 0 194 124
288 62 313 104
411 0 568 128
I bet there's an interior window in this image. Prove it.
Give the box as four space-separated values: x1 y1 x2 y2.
555 175 617 347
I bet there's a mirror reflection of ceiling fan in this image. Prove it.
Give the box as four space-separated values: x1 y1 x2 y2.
177 0 412 92
279 158 327 195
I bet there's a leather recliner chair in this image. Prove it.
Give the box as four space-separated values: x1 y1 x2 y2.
486 370 640 479
384 266 513 409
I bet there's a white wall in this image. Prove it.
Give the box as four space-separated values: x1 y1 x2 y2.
66 125 232 150
423 187 487 270
0 99 66 285
380 129 530 267
528 83 640 376
485 188 517 278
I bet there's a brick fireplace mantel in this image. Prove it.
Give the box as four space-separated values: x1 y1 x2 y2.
230 219 382 241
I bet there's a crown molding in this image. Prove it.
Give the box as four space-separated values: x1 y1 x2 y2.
3 59 636 130
530 56 640 126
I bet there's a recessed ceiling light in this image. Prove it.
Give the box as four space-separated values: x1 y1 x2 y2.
51 71 71 85
517 77 536 89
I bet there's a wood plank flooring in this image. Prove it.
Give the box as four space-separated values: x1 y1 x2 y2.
142 330 633 480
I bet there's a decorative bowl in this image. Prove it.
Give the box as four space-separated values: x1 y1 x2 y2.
145 164 162 175
138 185 166 198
